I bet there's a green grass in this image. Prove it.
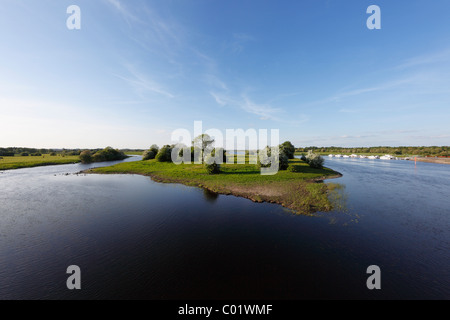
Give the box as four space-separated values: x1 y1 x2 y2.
89 158 342 215
0 154 80 170
124 151 144 155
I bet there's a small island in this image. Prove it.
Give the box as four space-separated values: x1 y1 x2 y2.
87 140 342 215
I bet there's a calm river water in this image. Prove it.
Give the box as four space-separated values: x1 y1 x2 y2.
0 156 448 299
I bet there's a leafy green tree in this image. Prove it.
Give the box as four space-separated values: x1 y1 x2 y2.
258 146 289 171
155 145 173 162
305 150 324 169
143 144 159 160
193 134 215 162
79 150 93 164
280 141 295 159
92 147 127 162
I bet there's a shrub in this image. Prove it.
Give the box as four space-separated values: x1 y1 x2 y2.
50 152 57 156
143 144 160 160
143 149 157 160
79 150 93 164
155 145 172 162
92 147 127 162
21 153 29 156
279 152 289 170
31 153 42 156
258 146 273 168
280 141 295 159
300 154 306 161
0 157 3 160
306 150 324 169
204 156 221 174
257 146 289 171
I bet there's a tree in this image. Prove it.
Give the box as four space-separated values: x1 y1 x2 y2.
258 146 289 171
80 150 93 164
143 145 159 160
305 150 324 169
91 147 127 162
155 145 172 162
193 134 215 163
280 141 295 159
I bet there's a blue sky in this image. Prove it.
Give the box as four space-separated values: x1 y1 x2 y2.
0 0 449 148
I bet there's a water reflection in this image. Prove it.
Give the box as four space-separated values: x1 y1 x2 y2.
0 156 449 299
202 188 219 202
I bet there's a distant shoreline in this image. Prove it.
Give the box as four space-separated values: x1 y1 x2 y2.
410 157 450 165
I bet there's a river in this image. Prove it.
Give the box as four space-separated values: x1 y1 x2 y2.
0 156 448 299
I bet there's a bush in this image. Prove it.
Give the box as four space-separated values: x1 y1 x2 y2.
50 152 57 156
79 150 93 164
0 157 3 160
300 154 306 161
155 145 173 162
257 146 289 171
143 145 159 160
31 153 42 156
91 147 127 162
279 152 289 170
204 156 221 174
280 141 295 159
143 150 156 160
305 150 324 169
21 153 29 156
258 146 272 169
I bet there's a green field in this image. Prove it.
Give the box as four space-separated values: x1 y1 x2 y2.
0 155 80 170
89 157 342 215
124 151 144 155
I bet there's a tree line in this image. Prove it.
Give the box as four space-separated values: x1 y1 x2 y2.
295 146 450 157
141 137 323 174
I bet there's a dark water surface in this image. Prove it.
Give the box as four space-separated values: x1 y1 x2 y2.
0 156 448 299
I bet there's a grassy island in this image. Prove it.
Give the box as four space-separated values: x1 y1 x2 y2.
87 157 342 215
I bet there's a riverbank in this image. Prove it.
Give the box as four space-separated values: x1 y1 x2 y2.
0 155 80 170
86 158 342 215
0 153 133 171
411 157 450 165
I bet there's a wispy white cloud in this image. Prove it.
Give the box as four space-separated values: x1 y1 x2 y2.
204 74 228 91
210 92 227 106
105 0 183 58
241 95 282 120
304 73 434 111
104 0 143 25
396 48 450 69
209 92 282 121
116 64 174 98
